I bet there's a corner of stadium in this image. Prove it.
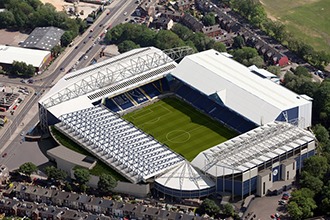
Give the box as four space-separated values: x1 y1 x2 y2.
39 46 315 200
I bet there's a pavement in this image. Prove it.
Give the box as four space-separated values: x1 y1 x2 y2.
243 194 289 220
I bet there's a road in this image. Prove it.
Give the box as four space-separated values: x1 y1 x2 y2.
0 0 139 168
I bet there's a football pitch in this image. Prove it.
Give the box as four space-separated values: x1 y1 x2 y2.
123 98 237 161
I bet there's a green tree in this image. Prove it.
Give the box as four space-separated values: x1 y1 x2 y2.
154 30 185 50
74 167 91 185
0 11 15 28
97 173 117 194
267 66 281 76
172 23 194 41
61 31 73 47
232 47 263 67
294 66 310 78
18 162 37 176
11 61 35 76
299 171 323 194
288 188 317 219
222 203 235 217
232 35 245 49
202 13 216 26
212 41 226 52
118 40 140 53
313 124 329 145
198 199 221 217
302 156 328 178
45 166 68 182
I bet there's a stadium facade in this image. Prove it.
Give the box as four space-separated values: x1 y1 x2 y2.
39 47 315 199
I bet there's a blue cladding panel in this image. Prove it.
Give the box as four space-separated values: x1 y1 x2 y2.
276 107 299 122
242 176 257 195
295 152 313 170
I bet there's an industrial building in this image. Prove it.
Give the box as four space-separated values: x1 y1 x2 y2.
0 45 51 72
39 47 315 199
21 26 64 51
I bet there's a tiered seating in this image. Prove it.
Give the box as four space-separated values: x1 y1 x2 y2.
104 98 121 112
140 83 161 98
175 82 257 133
112 94 134 110
161 78 170 92
58 106 184 183
128 89 148 104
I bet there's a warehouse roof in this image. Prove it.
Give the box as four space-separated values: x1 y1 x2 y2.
21 26 64 51
0 45 50 68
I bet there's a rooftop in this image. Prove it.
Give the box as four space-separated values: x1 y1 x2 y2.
0 45 50 68
21 26 64 51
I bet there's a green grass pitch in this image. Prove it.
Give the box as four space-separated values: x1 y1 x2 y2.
123 98 237 161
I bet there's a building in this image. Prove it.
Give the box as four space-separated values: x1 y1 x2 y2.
21 26 64 51
202 24 223 38
0 45 51 72
38 47 314 199
192 121 315 198
171 50 312 129
47 146 97 175
181 13 204 32
174 0 194 11
150 17 174 30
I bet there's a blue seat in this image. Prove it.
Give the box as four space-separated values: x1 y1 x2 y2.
141 83 161 98
128 89 148 104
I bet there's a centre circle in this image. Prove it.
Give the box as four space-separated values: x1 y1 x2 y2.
166 130 191 143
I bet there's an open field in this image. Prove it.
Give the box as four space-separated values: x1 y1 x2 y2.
123 98 237 161
261 0 330 53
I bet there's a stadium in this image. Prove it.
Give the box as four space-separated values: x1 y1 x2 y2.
39 47 315 199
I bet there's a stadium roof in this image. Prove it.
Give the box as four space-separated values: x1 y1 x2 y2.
40 47 179 117
171 49 312 126
56 105 184 183
155 160 215 191
21 26 64 51
0 45 50 68
191 121 314 177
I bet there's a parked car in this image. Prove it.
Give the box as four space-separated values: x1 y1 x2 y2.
282 192 290 200
2 153 7 158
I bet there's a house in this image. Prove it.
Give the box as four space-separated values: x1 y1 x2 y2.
157 9 183 22
0 198 18 216
181 13 204 32
174 0 193 11
37 205 63 220
67 193 89 210
52 190 72 207
202 24 223 37
15 201 37 219
0 165 9 184
272 51 289 66
59 209 84 220
150 17 174 30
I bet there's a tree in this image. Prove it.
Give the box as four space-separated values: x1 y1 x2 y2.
267 66 281 76
74 167 90 185
212 41 226 52
118 40 140 53
313 124 329 145
18 162 37 176
61 31 73 47
222 203 235 217
11 61 35 76
154 30 185 50
287 201 304 220
299 171 323 194
0 11 15 28
172 23 194 41
294 66 310 78
232 35 245 49
202 13 216 26
288 188 317 219
51 45 62 58
302 156 328 178
45 166 67 182
198 199 221 217
97 173 117 194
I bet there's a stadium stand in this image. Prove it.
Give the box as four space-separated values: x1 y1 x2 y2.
127 89 148 104
57 105 184 183
174 82 257 133
112 94 134 110
140 83 161 98
104 98 121 112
